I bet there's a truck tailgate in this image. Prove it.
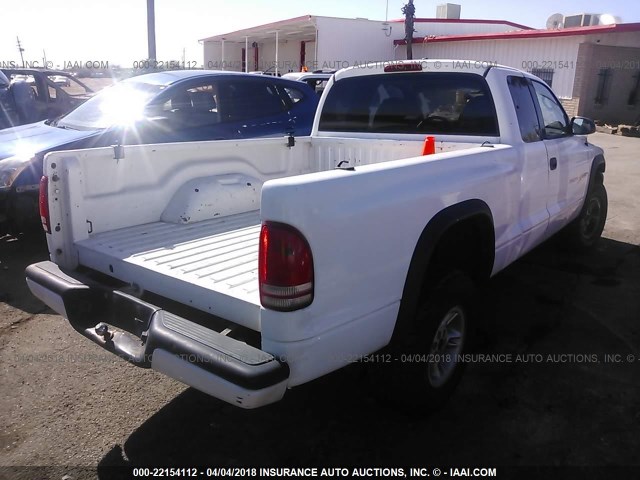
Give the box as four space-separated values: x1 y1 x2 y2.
74 210 262 330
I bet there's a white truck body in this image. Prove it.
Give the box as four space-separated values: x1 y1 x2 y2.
26 61 605 409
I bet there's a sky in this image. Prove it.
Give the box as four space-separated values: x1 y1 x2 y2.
1 0 639 68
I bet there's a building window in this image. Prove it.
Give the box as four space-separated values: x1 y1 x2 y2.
530 68 554 88
595 68 613 105
628 72 640 106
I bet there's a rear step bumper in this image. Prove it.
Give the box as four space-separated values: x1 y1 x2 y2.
25 261 289 409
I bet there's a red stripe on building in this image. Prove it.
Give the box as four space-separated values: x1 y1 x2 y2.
394 22 640 45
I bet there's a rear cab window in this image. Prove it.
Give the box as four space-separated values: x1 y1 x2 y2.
318 72 499 136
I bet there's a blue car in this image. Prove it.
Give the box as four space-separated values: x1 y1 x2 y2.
0 70 318 232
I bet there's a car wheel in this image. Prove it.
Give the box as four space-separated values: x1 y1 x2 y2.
371 271 475 412
566 181 608 249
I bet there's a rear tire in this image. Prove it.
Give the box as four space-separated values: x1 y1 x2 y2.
371 271 475 412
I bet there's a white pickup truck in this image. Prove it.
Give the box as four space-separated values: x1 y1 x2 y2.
26 60 606 410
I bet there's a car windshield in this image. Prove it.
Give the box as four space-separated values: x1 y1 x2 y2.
56 81 165 130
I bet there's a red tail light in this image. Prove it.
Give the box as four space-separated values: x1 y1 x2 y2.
39 176 51 234
259 222 314 311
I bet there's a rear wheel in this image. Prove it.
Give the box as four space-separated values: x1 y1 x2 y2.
425 302 466 388
371 271 475 412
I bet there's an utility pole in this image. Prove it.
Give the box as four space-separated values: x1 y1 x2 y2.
402 0 416 60
147 0 157 62
16 36 25 67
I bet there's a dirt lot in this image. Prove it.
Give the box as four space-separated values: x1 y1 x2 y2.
0 133 639 478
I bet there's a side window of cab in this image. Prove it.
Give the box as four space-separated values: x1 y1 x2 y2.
507 76 541 143
531 80 570 139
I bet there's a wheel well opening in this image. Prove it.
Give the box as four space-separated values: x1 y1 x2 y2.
422 216 494 300
391 205 495 346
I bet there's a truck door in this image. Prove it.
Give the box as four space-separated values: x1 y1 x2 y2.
529 80 591 236
506 75 550 255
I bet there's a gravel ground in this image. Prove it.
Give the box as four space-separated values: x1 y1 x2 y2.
0 133 639 479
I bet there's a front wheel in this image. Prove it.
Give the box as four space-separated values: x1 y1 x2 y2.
565 181 608 249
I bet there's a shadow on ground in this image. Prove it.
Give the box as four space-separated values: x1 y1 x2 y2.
91 236 640 474
0 232 50 315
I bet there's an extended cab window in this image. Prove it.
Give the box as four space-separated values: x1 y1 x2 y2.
507 76 541 143
531 80 569 139
319 72 499 136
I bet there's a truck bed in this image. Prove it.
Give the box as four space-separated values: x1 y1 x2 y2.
75 210 262 330
44 137 482 333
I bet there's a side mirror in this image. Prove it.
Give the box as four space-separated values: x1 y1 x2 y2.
571 116 596 135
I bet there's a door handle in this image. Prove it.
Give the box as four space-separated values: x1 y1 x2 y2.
549 157 557 170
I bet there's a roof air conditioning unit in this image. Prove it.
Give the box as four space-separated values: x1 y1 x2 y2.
563 13 600 27
436 3 461 19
